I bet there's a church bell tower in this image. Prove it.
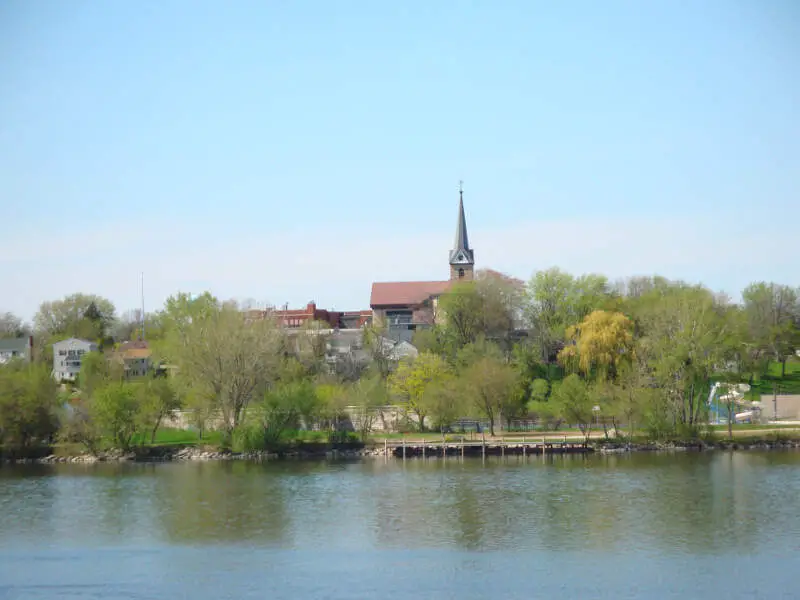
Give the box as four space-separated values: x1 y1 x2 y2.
449 182 475 281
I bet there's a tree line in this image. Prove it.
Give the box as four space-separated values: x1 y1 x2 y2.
1 270 798 453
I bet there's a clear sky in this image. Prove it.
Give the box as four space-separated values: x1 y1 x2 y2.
2 1 798 321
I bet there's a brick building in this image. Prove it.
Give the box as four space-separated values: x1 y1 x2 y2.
370 187 475 342
246 302 371 330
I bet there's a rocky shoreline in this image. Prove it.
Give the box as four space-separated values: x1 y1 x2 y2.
4 438 800 464
7 445 392 464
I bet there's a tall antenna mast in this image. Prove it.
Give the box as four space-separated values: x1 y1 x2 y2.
140 272 145 341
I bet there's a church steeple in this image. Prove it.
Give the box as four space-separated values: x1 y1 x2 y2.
449 181 475 281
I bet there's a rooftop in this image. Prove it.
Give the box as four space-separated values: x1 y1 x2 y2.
370 280 451 308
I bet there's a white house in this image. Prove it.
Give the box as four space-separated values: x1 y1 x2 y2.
52 338 98 382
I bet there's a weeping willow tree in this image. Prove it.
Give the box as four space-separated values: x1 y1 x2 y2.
558 310 635 381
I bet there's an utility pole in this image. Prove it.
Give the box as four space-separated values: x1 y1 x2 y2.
141 272 146 341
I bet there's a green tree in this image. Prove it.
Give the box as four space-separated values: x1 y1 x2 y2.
389 352 451 431
0 362 60 448
165 299 284 441
78 350 123 398
437 269 524 353
461 355 521 436
551 374 594 442
242 380 317 449
742 282 798 377
91 382 140 450
136 377 182 443
636 284 733 431
34 293 116 345
349 374 390 440
525 268 611 363
607 361 651 443
421 374 464 432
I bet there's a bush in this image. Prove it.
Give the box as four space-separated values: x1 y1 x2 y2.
231 423 272 453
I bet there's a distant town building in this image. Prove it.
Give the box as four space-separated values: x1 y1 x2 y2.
111 340 152 378
52 338 98 382
0 336 34 364
370 186 475 343
246 302 371 330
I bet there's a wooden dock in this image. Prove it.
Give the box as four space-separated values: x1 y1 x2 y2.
382 437 591 458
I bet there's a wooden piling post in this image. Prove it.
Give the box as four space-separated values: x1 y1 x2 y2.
402 437 406 460
422 439 426 459
384 438 387 457
522 436 526 457
461 437 465 459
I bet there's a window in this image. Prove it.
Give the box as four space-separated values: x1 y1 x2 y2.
386 311 412 325
458 268 465 278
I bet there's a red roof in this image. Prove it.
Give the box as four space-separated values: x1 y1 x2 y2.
370 281 451 308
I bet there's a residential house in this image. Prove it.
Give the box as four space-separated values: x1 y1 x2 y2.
112 340 152 378
370 187 475 343
52 338 98 382
0 336 34 365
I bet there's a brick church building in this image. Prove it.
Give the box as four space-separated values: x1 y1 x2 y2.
370 186 475 342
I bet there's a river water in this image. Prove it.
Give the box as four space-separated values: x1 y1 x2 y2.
0 451 798 599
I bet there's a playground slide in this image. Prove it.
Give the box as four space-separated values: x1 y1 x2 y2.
708 382 757 424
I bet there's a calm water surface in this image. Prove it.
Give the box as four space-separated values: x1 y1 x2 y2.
1 452 799 599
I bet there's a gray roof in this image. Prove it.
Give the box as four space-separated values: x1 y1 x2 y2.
0 337 29 353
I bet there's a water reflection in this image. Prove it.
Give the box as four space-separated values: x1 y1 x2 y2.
0 452 798 556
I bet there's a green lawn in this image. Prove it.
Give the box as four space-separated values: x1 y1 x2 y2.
746 357 800 398
129 428 223 447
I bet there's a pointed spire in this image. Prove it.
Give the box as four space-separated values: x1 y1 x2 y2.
449 181 474 265
454 181 469 251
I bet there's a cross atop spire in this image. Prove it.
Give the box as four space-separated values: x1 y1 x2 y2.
449 182 474 279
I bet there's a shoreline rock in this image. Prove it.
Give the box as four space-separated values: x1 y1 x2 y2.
4 438 800 465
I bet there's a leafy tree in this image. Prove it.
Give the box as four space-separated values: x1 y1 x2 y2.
421 374 464 432
78 350 123 398
90 382 140 450
558 310 635 381
246 380 317 448
551 374 594 442
136 377 182 443
59 397 101 454
0 312 29 339
389 352 451 431
316 382 350 433
461 355 521 436
525 268 611 363
529 378 550 403
742 282 798 377
437 269 524 353
511 341 548 401
527 379 561 430
34 293 116 344
113 309 164 343
165 299 284 441
349 374 390 440
606 361 652 442
636 284 733 429
0 362 60 448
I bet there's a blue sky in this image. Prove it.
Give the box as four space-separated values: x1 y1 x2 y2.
2 1 798 320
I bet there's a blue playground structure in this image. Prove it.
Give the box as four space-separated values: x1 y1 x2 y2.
707 382 760 424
